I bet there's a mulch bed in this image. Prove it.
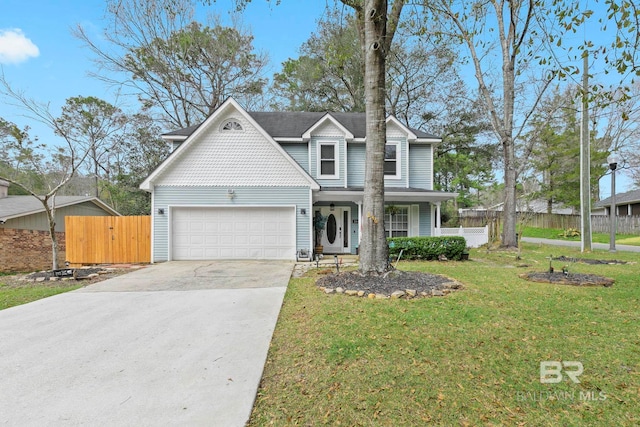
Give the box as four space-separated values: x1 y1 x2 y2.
553 255 628 265
25 267 108 281
520 272 615 287
1 267 138 289
316 269 463 298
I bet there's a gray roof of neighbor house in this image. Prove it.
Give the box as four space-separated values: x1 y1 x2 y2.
594 188 640 207
0 196 120 222
163 111 439 140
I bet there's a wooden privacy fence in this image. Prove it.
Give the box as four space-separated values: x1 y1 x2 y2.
65 216 151 265
460 212 640 235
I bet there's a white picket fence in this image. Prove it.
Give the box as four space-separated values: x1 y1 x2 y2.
434 226 489 248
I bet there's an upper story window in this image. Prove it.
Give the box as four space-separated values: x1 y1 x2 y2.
384 142 400 178
318 142 339 179
221 119 243 131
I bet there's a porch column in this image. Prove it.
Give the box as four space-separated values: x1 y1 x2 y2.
357 201 362 245
436 202 441 228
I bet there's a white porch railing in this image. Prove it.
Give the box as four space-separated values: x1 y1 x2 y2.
434 226 489 248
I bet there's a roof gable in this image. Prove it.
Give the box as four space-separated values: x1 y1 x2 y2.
142 98 319 190
303 113 354 139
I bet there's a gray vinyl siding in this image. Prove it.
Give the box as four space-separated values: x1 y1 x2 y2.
310 137 346 187
347 143 365 187
152 186 311 262
409 144 432 190
0 202 113 232
280 143 309 173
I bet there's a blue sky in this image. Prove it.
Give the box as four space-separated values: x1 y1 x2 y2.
0 1 634 196
0 0 331 130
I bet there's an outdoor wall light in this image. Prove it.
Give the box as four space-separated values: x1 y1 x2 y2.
157 208 165 215
227 188 236 200
330 203 335 211
300 208 307 215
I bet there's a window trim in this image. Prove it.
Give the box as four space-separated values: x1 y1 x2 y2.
385 205 409 238
220 119 243 132
384 141 401 179
317 141 340 179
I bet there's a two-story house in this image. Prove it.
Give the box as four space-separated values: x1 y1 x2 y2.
140 98 456 262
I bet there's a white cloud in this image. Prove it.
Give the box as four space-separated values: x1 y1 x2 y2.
0 29 40 65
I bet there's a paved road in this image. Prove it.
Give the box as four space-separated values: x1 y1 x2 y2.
522 237 640 253
0 260 293 427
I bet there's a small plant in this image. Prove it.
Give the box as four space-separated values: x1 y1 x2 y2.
313 211 328 247
559 228 581 238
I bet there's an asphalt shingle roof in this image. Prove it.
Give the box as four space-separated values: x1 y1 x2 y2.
163 111 438 139
594 188 640 207
0 196 113 221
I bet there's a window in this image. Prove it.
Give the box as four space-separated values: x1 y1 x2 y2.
221 120 243 131
318 142 338 178
384 142 400 177
385 206 408 237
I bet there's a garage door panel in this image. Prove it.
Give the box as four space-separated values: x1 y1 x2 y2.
172 207 295 260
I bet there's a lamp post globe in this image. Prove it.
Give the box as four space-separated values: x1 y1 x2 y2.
607 152 620 252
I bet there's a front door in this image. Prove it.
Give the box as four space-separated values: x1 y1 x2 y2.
320 207 350 253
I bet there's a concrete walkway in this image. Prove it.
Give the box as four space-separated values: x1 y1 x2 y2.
522 237 640 253
0 260 293 426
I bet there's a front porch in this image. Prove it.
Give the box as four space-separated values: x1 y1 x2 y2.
312 187 457 255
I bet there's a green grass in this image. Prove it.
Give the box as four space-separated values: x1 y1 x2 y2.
0 274 81 310
248 244 640 426
520 226 640 246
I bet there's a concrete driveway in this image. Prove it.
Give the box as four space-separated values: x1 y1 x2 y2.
0 260 293 426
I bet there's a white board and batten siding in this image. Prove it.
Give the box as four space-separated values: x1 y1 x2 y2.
153 186 311 262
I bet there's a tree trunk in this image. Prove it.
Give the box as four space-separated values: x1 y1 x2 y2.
359 0 389 274
45 204 59 270
502 136 518 248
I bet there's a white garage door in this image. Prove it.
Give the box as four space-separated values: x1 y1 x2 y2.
171 206 296 260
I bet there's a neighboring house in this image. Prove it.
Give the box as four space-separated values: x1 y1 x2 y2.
140 98 456 262
0 180 120 271
594 188 640 216
485 196 577 215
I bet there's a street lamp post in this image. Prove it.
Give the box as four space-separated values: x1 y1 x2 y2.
607 153 620 253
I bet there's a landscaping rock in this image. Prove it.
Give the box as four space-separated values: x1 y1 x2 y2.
406 289 417 297
375 293 388 299
357 291 365 297
345 290 358 296
431 290 445 297
335 287 344 294
391 290 405 299
368 293 375 299
324 288 335 294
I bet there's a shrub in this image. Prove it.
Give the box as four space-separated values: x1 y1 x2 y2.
387 236 467 261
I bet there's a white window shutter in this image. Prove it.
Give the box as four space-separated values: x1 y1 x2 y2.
410 205 420 236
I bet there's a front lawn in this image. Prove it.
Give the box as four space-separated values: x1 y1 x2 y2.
249 244 640 426
0 273 82 310
521 226 640 246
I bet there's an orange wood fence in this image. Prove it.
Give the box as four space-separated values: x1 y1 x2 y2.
65 216 151 265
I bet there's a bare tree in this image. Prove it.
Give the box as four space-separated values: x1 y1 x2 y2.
74 0 268 128
0 75 120 269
